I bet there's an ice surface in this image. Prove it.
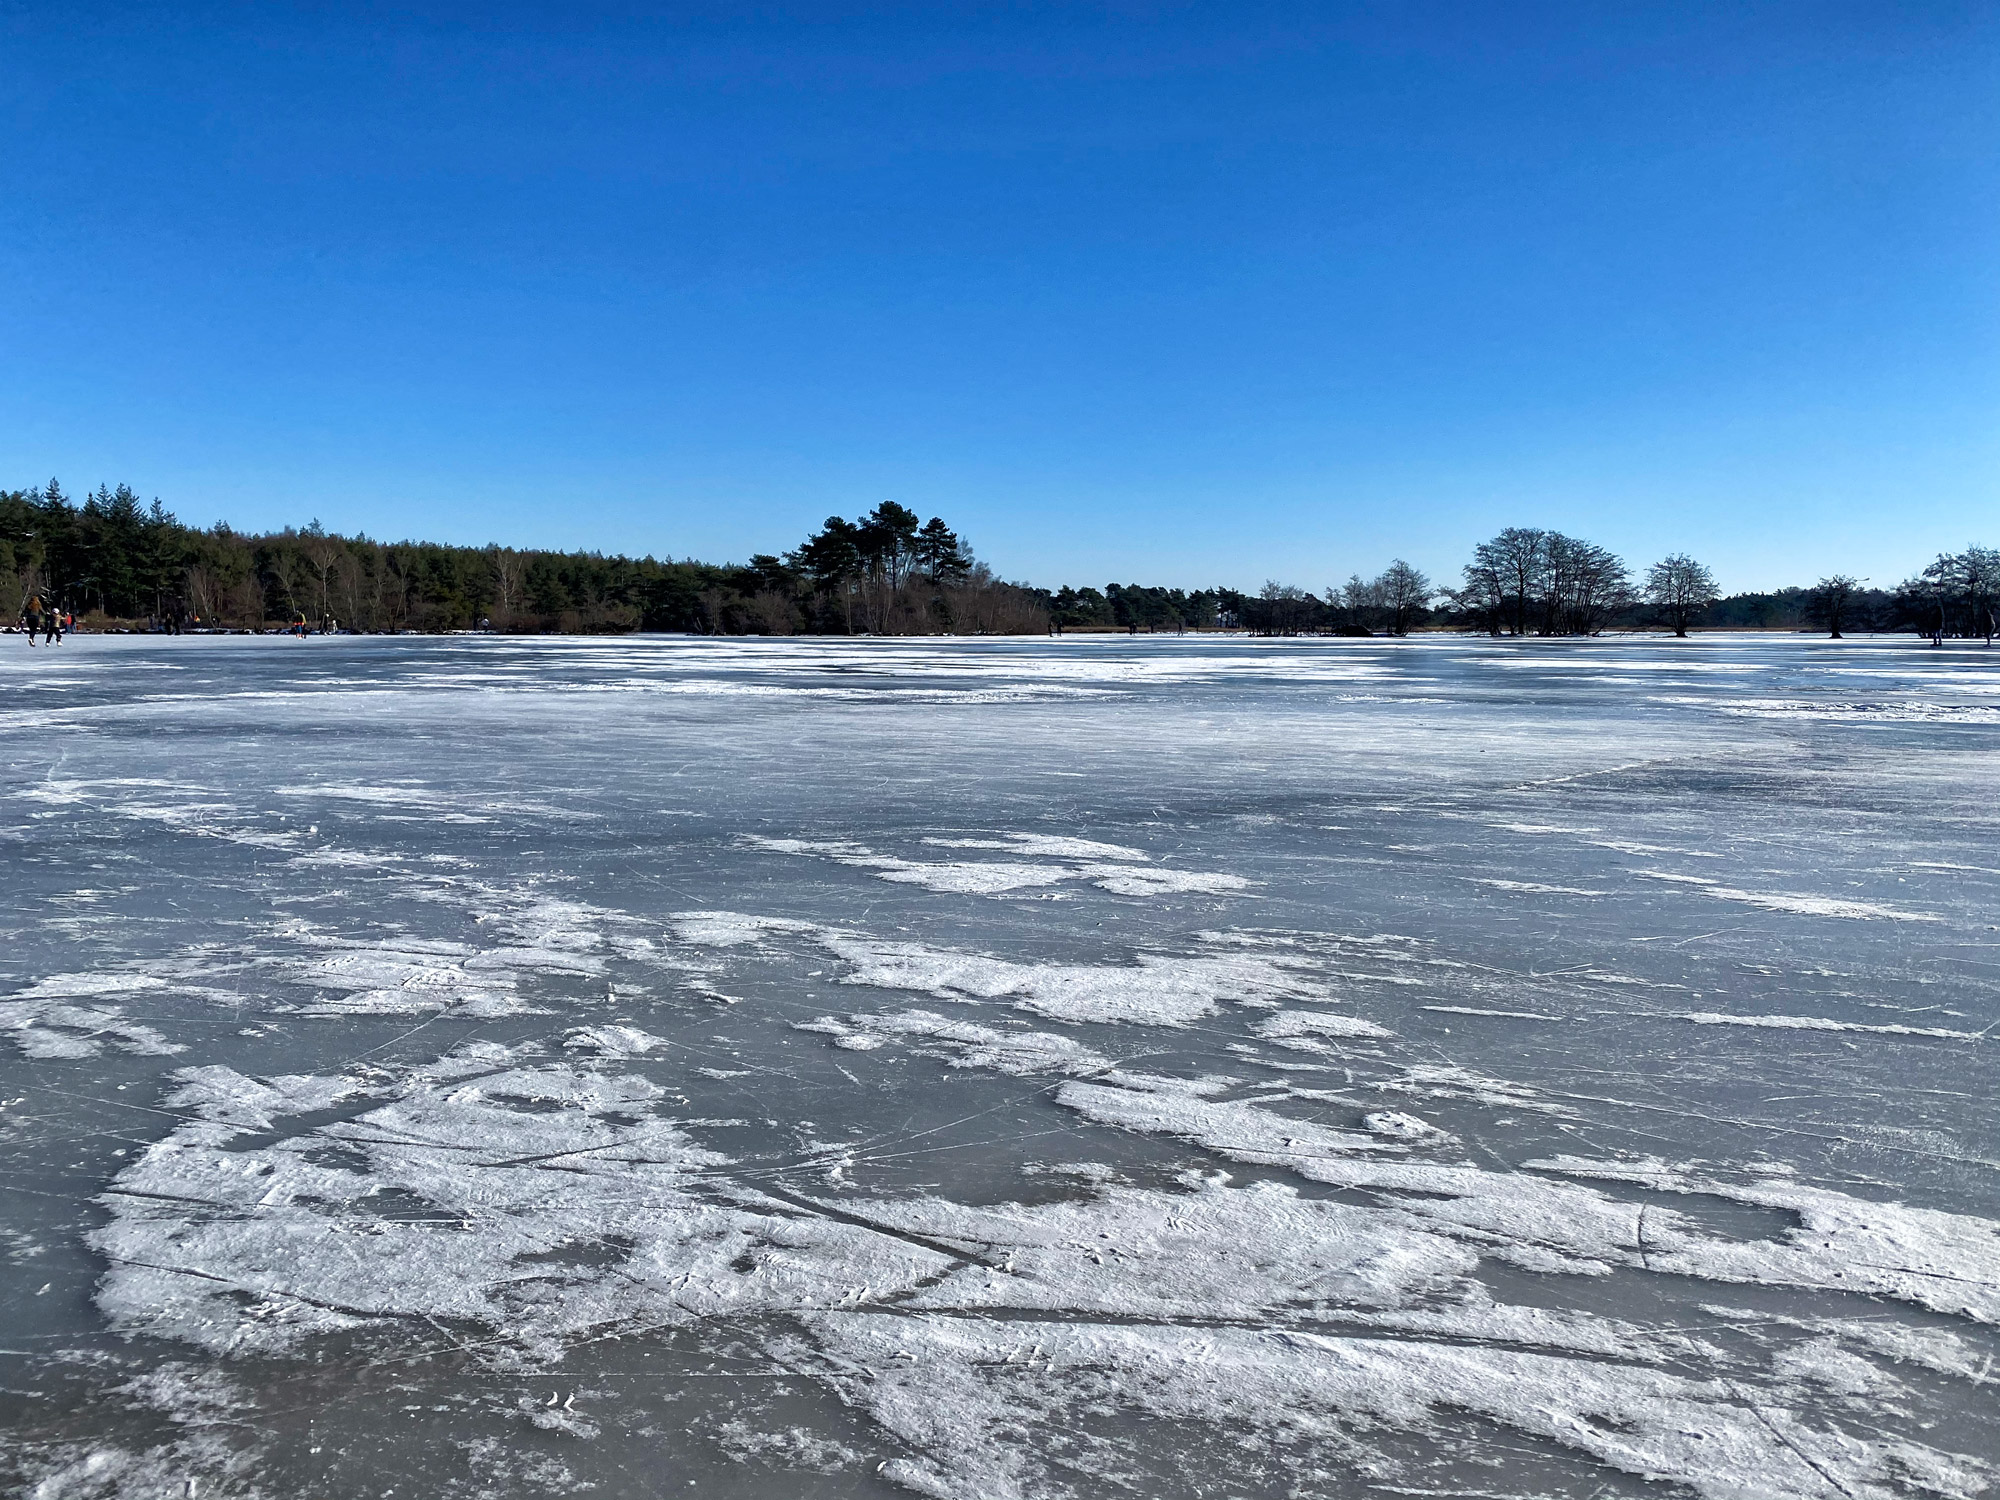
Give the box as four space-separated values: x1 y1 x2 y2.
3 632 1996 1499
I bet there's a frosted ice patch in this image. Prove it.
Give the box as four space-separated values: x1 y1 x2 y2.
1362 1110 1451 1141
275 782 571 820
0 1000 182 1060
1592 838 1720 857
1422 1004 1564 1021
1680 1011 1987 1041
162 1065 368 1136
1536 1157 2000 1325
1072 864 1250 896
797 1010 1117 1076
1252 1009 1393 1047
563 1024 674 1056
1058 1076 2000 1328
1712 1308 1999 1387
741 833 1250 900
669 910 824 948
1376 1062 1573 1114
714 1420 865 1474
94 1047 958 1360
1468 877 1608 896
2 971 182 1056
258 894 633 1015
881 1177 1476 1319
283 940 521 1017
1656 695 2000 723
16 1438 252 1500
1636 871 1943 921
924 833 1151 861
10 972 169 1000
876 861 1072 894
284 847 382 867
824 936 1326 1026
802 1311 1988 1500
1057 1075 1407 1165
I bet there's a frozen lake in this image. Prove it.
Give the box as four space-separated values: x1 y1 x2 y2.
3 631 1997 1499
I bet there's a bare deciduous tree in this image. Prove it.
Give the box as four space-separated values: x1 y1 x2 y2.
1481 527 1549 636
184 563 223 624
488 547 526 629
1452 529 1631 636
299 521 343 629
1644 554 1719 638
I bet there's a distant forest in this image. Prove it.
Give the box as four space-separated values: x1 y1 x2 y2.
4 480 1994 642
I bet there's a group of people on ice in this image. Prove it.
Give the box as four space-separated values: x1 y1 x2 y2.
16 596 71 645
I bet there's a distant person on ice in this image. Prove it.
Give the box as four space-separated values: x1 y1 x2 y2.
21 597 42 646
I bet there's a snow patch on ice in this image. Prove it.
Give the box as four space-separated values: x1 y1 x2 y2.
1635 871 1943 921
0 985 181 1059
11 973 168 1000
741 834 1249 900
563 1024 674 1057
803 1311 1987 1500
1252 1009 1393 1047
1680 1011 1986 1041
1422 1004 1563 1021
1534 1156 2000 1325
924 834 1151 862
1657 695 2000 724
795 1010 1117 1076
669 910 826 949
1073 864 1250 896
93 1045 957 1360
1468 878 1608 896
825 937 1325 1026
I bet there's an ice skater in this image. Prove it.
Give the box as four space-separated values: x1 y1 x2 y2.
44 604 61 645
21 597 41 647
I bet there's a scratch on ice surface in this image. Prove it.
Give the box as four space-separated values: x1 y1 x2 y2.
3 632 1998 1499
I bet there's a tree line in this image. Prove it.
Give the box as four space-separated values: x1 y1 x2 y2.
0 484 1043 635
1188 529 1994 644
4 479 1992 641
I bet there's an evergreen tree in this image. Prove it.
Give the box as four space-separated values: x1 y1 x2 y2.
916 517 971 584
1808 575 1862 639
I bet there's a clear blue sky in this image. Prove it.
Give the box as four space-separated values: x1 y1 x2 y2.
3 2 1994 593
